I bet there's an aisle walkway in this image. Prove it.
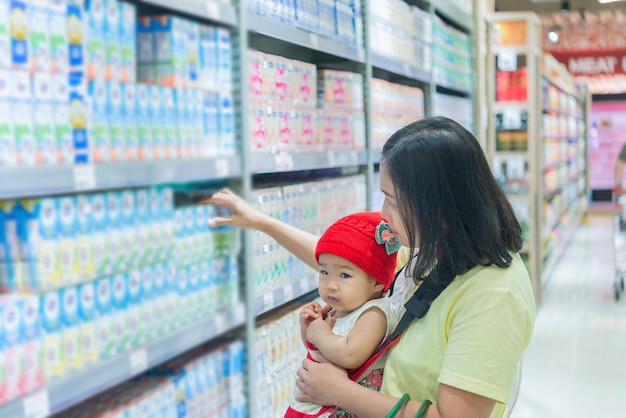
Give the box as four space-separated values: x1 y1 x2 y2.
511 208 626 418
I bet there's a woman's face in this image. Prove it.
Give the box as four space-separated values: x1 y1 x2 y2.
379 164 416 248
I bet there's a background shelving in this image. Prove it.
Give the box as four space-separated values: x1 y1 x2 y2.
486 12 589 302
0 0 476 416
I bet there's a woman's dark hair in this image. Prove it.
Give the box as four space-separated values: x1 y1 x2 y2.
381 116 523 283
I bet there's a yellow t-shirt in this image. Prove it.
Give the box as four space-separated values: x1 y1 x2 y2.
382 252 536 418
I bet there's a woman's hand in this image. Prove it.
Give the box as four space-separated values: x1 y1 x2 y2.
204 188 265 229
295 358 350 406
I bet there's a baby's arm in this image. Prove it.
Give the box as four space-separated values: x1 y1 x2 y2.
306 307 387 370
299 301 324 346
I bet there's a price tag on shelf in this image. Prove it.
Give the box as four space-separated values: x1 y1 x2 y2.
327 151 336 166
502 108 523 130
263 292 274 310
73 164 96 191
497 48 518 71
129 349 149 375
350 151 359 165
23 390 50 418
309 33 319 49
357 49 365 62
206 1 221 20
215 158 229 178
234 304 245 323
284 283 294 301
275 153 294 171
403 63 411 77
300 277 310 293
215 312 226 333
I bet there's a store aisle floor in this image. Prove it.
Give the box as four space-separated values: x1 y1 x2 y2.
510 207 626 418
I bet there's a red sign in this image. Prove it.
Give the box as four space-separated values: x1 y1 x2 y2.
551 50 626 76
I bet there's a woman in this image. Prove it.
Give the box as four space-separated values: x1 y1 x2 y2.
208 117 536 418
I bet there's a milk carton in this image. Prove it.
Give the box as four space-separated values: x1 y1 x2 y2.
120 190 136 269
216 27 232 90
136 16 154 84
88 79 110 162
190 89 204 157
183 206 197 263
0 300 6 404
152 15 188 88
134 188 149 264
147 187 161 263
120 82 138 161
0 0 11 69
119 2 136 83
125 270 142 348
176 267 189 326
61 286 80 371
201 91 217 157
85 0 105 81
12 71 35 165
9 0 30 71
75 194 94 280
164 260 177 333
140 265 154 341
95 277 115 358
104 0 120 81
219 92 235 156
17 198 60 291
199 260 212 318
0 69 15 166
32 73 57 165
105 192 124 272
188 264 201 321
187 21 200 89
21 296 43 394
90 193 109 276
0 201 19 292
136 83 151 160
0 296 24 401
161 86 177 159
107 80 123 161
69 73 89 163
173 88 188 158
78 282 98 367
57 196 79 285
199 25 217 91
49 0 69 74
66 0 84 74
149 84 165 160
110 273 128 352
50 74 73 164
40 291 64 381
29 0 51 73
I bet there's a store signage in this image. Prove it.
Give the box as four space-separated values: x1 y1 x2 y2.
551 51 626 76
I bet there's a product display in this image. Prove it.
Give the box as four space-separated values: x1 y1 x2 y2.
0 0 475 416
488 13 589 299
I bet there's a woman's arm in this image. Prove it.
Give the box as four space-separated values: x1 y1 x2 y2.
205 188 319 269
295 360 496 418
306 307 387 370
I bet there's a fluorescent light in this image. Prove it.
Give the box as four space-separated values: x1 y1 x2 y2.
548 31 559 43
598 0 626 4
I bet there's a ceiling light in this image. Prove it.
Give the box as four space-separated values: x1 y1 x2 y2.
548 30 559 43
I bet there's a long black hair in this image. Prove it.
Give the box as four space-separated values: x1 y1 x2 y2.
381 117 523 283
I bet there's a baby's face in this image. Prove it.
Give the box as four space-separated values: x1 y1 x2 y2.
317 253 383 317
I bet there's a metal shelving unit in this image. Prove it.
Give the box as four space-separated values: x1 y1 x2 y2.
0 0 478 416
486 12 589 302
0 304 245 418
0 157 242 200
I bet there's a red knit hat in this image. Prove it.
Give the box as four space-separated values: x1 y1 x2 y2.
315 212 399 291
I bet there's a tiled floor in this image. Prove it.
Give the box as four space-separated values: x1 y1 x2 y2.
510 206 626 418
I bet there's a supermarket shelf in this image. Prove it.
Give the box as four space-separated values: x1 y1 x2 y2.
542 216 582 286
493 102 529 112
0 157 242 199
371 53 432 84
255 276 318 315
251 150 367 174
435 80 472 95
435 0 474 31
494 150 528 159
248 13 365 63
141 0 237 26
0 304 246 418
